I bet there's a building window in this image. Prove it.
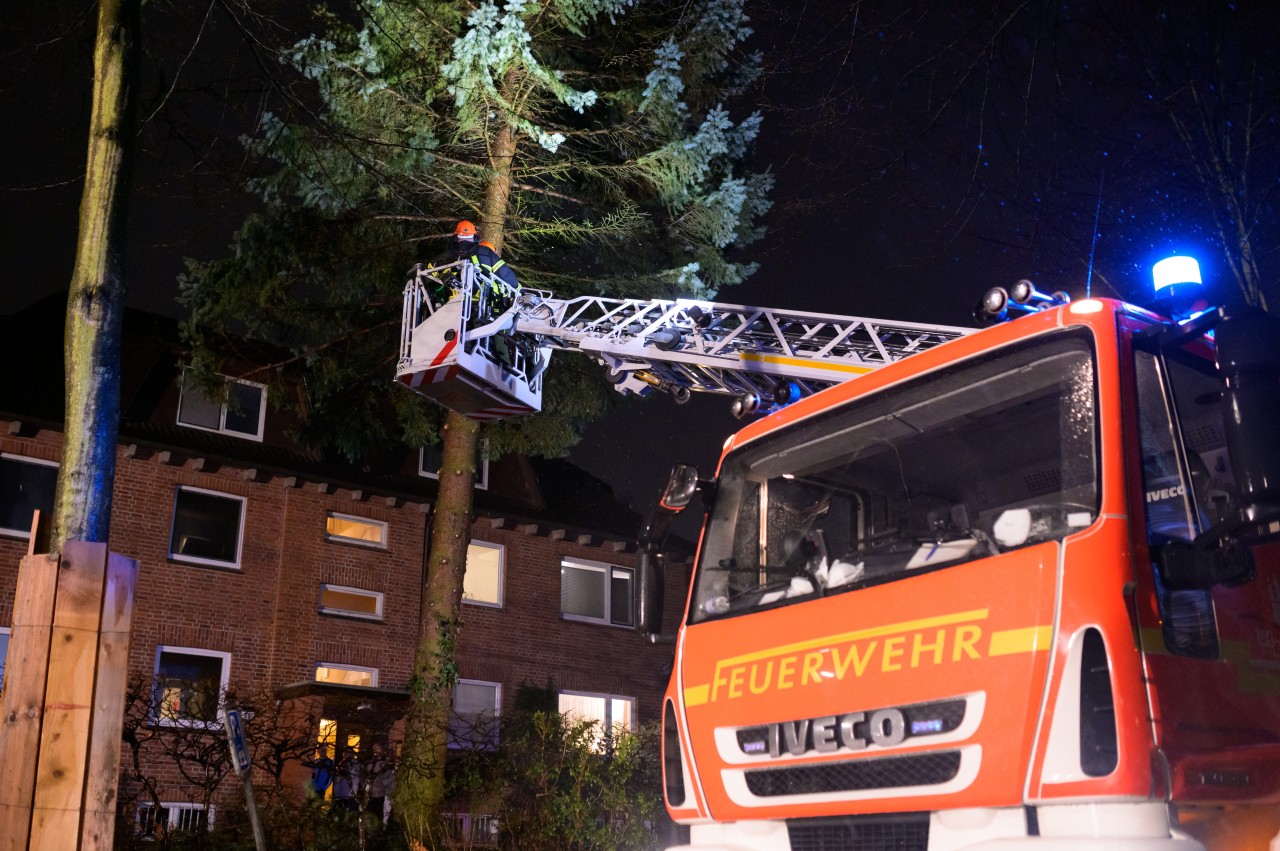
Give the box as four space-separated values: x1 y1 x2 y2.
177 369 266 441
325 512 387 548
560 559 634 627
0 454 58 539
420 441 489 490
319 584 384 620
449 679 501 749
152 646 230 727
464 542 504 607
0 627 9 693
169 487 245 568
137 802 210 837
316 663 378 688
559 690 634 751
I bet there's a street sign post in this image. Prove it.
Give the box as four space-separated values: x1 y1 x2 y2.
222 708 266 851
224 709 251 775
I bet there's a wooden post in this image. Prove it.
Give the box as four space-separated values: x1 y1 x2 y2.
81 552 138 851
0 553 59 850
0 542 137 851
30 542 106 843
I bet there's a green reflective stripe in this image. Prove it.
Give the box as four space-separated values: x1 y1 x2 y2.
470 255 505 273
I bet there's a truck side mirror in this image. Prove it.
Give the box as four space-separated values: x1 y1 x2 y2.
1216 306 1280 535
659 463 702 513
1155 539 1255 590
635 464 703 635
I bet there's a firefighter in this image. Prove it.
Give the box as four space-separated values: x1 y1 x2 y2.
437 221 528 368
434 221 520 314
476 240 519 295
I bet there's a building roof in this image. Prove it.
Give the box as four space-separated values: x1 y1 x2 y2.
0 292 644 541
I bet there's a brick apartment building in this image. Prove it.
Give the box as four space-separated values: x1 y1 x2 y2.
0 296 688 834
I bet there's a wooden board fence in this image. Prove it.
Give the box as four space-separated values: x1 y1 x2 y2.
0 542 138 851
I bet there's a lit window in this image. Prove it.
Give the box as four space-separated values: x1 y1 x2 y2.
449 679 500 749
137 802 210 837
325 512 387 548
319 584 384 620
316 663 378 688
0 627 9 693
559 690 634 751
560 559 633 627
0 454 58 539
177 369 266 441
420 440 489 490
464 541 504 607
169 487 245 568
152 646 230 727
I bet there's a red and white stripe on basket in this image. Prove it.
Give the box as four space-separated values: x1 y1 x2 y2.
397 364 459 389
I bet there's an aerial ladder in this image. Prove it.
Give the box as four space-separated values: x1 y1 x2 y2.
396 260 973 421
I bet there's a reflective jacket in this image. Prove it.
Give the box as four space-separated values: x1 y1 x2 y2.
469 243 520 293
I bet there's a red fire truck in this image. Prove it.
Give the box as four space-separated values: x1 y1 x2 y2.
399 263 1280 849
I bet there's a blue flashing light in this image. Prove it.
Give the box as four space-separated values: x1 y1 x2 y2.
1152 256 1202 294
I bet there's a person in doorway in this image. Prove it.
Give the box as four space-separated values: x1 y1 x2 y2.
309 753 334 798
332 746 360 811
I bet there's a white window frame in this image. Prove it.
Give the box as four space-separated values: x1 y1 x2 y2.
558 689 636 752
318 584 384 621
315 662 379 688
151 645 232 729
0 626 10 693
449 678 502 750
137 801 212 836
560 558 634 628
177 367 267 441
168 486 247 569
0 453 58 539
463 541 505 608
419 440 489 490
324 511 388 549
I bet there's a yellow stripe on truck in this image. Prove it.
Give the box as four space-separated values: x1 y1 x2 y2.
682 613 1053 707
988 625 1053 656
739 351 876 375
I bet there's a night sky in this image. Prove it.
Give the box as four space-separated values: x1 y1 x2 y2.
4 1 1278 525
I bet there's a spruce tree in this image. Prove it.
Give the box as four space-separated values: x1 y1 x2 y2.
181 0 769 838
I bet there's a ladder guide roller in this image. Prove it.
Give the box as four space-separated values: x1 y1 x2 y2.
396 261 972 421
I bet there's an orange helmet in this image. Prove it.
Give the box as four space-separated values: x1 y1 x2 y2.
479 240 497 250
455 220 477 238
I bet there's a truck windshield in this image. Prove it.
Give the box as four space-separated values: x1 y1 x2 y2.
691 331 1098 623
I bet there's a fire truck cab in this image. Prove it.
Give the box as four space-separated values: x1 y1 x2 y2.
640 298 1280 850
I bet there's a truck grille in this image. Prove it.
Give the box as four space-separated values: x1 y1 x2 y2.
745 751 961 797
787 813 929 851
735 698 966 756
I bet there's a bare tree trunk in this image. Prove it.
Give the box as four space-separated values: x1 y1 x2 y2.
53 0 138 550
395 412 481 844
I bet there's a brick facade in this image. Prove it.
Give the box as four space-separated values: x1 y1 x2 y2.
0 302 689 825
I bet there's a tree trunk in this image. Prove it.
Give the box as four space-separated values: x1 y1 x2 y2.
480 121 517 250
394 412 481 844
52 0 138 551
395 115 519 846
